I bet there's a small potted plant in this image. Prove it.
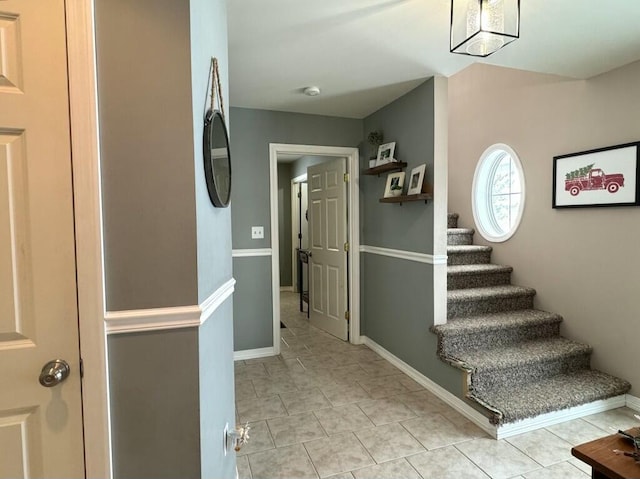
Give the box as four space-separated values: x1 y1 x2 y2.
367 130 384 167
390 184 403 197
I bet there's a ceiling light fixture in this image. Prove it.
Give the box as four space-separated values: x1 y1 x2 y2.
303 86 321 97
450 0 520 57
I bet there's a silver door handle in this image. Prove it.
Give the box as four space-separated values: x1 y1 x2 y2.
39 359 70 387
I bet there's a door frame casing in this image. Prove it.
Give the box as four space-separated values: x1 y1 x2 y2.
66 2 113 478
269 144 361 353
290 174 307 293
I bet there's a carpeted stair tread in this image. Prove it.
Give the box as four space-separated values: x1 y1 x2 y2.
470 369 631 424
448 227 474 233
433 309 562 336
455 337 591 370
448 264 513 276
448 264 513 289
448 285 536 302
447 245 493 265
447 245 492 254
439 212 632 427
447 228 475 245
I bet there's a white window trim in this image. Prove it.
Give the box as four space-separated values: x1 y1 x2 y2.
472 143 526 243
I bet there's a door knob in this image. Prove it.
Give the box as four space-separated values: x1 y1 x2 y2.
39 359 70 387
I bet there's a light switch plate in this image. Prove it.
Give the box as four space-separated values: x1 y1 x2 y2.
251 226 264 239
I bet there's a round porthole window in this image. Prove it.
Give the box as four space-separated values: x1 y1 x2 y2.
472 144 525 242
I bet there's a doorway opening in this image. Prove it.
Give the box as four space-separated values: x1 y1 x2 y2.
269 144 360 354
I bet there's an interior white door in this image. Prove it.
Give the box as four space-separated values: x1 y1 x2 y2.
308 158 348 340
0 1 85 477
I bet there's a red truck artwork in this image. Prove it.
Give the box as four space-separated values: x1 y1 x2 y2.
564 163 625 196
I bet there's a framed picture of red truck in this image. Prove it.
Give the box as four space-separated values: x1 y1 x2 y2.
553 141 640 208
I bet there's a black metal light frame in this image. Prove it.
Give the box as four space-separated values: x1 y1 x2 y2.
450 0 520 58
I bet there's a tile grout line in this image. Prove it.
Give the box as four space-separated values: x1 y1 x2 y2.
451 442 496 479
300 438 323 479
245 293 615 479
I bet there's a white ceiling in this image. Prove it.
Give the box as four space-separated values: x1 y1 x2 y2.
228 0 640 119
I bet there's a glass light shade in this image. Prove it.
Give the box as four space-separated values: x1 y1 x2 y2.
450 0 520 57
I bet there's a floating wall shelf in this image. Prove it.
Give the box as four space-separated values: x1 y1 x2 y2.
379 193 432 205
363 161 407 176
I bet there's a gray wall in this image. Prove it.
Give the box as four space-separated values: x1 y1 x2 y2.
361 79 462 395
362 80 435 253
189 0 236 477
198 301 235 479
96 0 198 312
97 0 236 477
278 163 293 287
108 330 201 479
361 255 461 393
448 61 640 395
191 0 233 305
230 108 362 351
233 256 273 350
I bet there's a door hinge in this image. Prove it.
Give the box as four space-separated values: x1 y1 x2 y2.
344 242 349 252
344 311 350 321
80 358 84 379
344 173 349 183
297 192 301 198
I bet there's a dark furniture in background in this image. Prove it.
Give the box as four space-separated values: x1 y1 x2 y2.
297 248 310 318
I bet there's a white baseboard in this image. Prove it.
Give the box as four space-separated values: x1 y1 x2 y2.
496 395 626 439
280 286 294 292
360 336 497 438
627 394 640 412
361 336 631 440
234 347 276 361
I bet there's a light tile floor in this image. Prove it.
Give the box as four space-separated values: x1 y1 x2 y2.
235 293 639 479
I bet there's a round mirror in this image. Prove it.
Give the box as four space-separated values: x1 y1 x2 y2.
203 109 231 207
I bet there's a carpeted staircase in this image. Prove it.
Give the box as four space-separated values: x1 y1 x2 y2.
431 213 631 425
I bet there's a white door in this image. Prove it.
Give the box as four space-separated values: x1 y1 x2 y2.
308 158 349 340
0 1 85 477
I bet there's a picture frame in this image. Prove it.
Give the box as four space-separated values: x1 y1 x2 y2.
552 141 640 208
383 172 405 198
376 142 396 166
407 164 426 195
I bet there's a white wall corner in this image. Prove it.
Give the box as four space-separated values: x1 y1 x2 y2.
627 394 640 412
433 75 448 327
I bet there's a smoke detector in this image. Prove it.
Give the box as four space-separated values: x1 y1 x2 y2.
303 86 321 97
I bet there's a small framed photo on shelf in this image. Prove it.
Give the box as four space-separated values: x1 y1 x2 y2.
384 172 405 197
407 164 427 195
376 142 396 166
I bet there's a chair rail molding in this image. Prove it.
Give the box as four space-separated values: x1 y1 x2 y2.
360 245 447 264
105 278 236 334
232 248 272 257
